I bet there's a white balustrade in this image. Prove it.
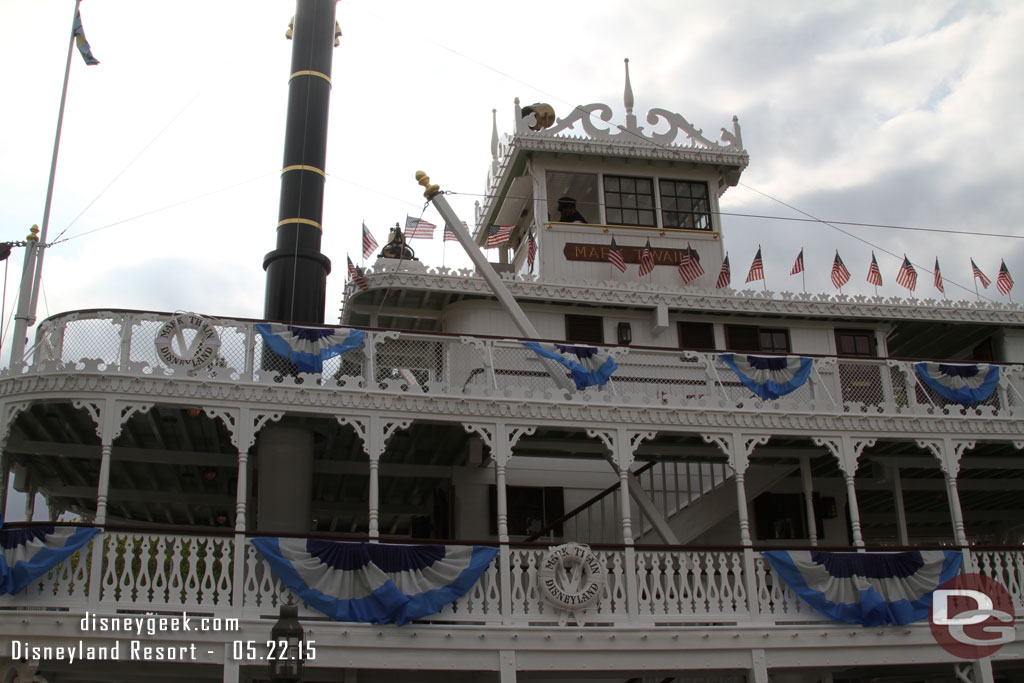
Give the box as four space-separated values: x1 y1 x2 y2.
2 529 1022 623
26 310 1018 418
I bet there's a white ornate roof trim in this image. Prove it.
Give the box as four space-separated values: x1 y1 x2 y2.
480 61 748 229
353 266 1024 326
516 100 746 157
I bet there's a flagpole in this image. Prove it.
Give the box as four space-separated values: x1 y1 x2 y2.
10 0 81 368
801 251 805 294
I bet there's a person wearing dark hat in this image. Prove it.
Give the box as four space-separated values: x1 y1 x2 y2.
557 196 587 223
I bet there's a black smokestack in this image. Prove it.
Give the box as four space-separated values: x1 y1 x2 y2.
263 0 336 324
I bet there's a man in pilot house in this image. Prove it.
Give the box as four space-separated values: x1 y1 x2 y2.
557 196 587 223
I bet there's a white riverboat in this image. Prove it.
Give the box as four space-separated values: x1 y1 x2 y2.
1 2 1023 683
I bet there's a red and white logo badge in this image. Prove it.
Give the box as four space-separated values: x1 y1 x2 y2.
930 573 1015 659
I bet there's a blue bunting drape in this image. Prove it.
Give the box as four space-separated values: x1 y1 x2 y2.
914 362 1000 405
255 323 365 373
762 550 962 626
719 354 813 400
251 539 498 625
523 342 618 390
0 524 99 595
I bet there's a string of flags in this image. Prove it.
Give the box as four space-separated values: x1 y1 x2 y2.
355 222 1014 297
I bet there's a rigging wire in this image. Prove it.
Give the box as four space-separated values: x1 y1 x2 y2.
51 65 228 245
50 172 277 245
339 2 1010 300
450 189 1024 242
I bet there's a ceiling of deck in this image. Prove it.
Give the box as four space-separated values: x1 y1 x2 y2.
5 403 1024 544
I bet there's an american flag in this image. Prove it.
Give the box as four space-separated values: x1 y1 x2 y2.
638 240 655 277
404 215 436 239
895 256 917 291
934 257 944 294
745 247 763 283
790 248 804 276
997 260 1014 295
608 238 627 273
677 244 704 283
831 251 851 289
866 252 882 287
527 232 537 272
972 259 991 288
716 253 731 289
442 221 467 242
486 224 513 247
361 222 378 259
347 255 369 291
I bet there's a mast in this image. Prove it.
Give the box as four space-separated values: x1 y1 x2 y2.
262 0 336 325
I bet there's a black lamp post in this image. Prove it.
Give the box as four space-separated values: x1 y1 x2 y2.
269 602 305 682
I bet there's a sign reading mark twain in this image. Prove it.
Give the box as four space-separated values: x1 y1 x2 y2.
155 314 221 371
564 242 699 266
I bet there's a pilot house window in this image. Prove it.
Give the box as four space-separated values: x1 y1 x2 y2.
603 176 656 226
660 179 712 231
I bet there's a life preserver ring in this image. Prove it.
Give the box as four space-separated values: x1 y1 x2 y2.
154 314 221 371
538 543 605 611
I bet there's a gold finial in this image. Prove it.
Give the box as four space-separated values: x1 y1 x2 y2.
415 171 440 199
26 224 39 242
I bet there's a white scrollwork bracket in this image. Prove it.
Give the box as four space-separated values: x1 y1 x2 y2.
0 401 31 450
206 408 282 452
702 432 770 474
339 415 412 461
587 428 656 471
72 399 152 443
813 435 876 477
917 438 975 478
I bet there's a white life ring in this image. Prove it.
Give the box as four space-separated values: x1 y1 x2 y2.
538 543 605 611
154 314 221 371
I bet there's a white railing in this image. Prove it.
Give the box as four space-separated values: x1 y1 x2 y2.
19 309 1024 417
5 527 1023 626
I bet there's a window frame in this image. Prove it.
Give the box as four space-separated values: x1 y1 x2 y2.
602 174 657 227
565 314 604 344
659 178 713 231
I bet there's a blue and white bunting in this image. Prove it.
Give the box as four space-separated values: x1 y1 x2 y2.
255 323 365 373
523 342 618 390
0 525 99 595
719 354 813 400
762 550 962 627
914 362 1000 405
251 539 498 625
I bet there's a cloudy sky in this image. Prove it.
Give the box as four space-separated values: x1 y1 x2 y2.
2 0 1022 341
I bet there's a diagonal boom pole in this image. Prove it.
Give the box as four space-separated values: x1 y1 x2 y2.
415 171 575 393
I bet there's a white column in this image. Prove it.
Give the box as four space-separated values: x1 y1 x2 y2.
843 472 865 548
813 436 874 549
95 443 112 525
499 650 517 683
918 439 974 552
222 649 239 683
465 422 534 627
750 648 769 683
368 453 381 541
890 465 909 545
800 456 818 546
494 458 510 543
734 469 752 547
